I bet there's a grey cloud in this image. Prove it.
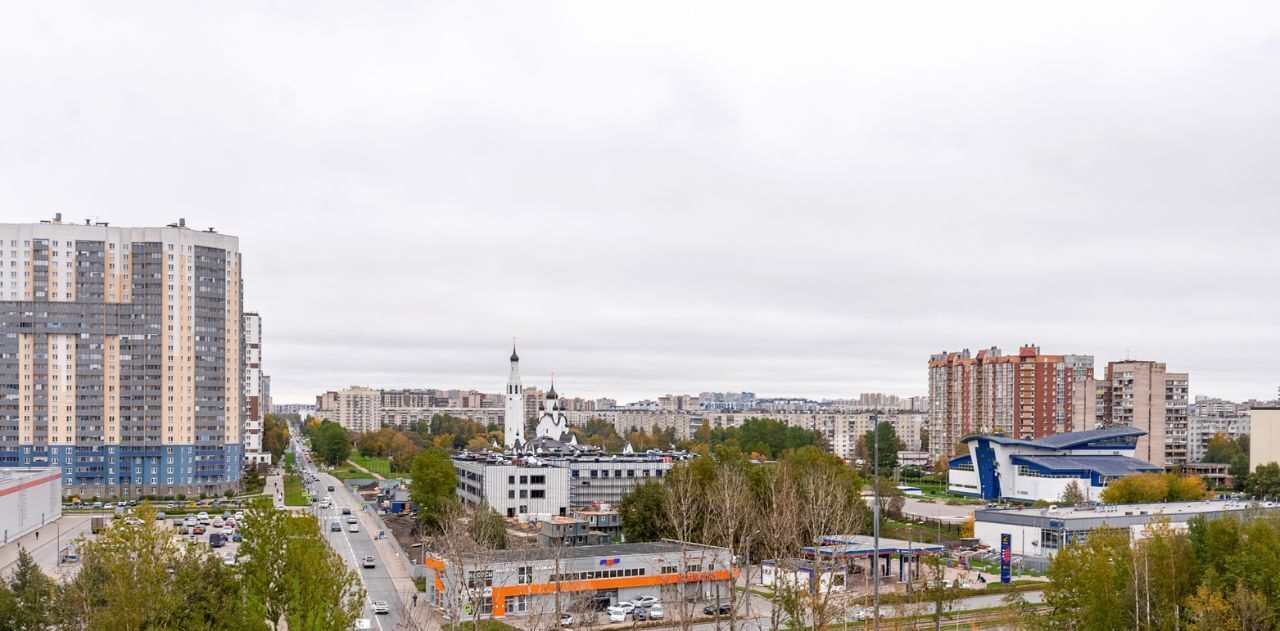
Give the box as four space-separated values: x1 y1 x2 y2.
2 2 1278 403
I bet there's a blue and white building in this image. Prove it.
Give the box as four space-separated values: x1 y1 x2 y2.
948 427 1161 503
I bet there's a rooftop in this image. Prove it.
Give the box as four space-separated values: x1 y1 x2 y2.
458 540 727 564
806 534 945 557
1011 454 1161 477
961 426 1146 451
979 499 1279 522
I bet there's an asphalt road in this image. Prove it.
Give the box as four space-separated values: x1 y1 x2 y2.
293 441 410 631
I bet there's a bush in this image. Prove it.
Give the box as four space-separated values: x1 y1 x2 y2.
177 494 187 501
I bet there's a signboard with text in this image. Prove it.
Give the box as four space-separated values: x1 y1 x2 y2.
1000 533 1012 584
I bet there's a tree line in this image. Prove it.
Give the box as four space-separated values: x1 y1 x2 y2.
1036 510 1280 630
0 499 363 631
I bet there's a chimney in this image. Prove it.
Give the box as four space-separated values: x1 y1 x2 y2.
53 213 62 224
179 218 186 227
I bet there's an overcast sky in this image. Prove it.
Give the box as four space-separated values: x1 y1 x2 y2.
3 3 1279 404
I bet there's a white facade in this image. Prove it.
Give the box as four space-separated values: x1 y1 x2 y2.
243 312 270 465
534 384 571 442
0 468 62 545
336 387 382 433
1188 413 1250 463
454 458 570 520
504 346 526 448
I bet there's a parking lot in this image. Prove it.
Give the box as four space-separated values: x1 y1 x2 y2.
159 508 247 566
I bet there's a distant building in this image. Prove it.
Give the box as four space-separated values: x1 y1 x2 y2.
1187 411 1249 464
1100 361 1189 467
948 427 1160 503
927 346 1095 463
538 516 610 547
317 386 382 433
243 312 271 465
1249 407 1280 469
0 468 61 544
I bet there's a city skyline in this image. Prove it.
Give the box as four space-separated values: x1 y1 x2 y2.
3 4 1279 404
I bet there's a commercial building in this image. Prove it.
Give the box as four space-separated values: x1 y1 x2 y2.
948 427 1160 503
1100 361 1189 467
0 217 244 497
1249 407 1280 469
927 346 1095 462
974 500 1280 558
541 451 680 506
243 312 270 465
423 541 734 620
0 468 61 545
453 453 571 520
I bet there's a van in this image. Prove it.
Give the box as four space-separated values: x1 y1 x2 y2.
210 533 225 548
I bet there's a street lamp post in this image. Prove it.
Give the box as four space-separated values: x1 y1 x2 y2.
872 416 880 631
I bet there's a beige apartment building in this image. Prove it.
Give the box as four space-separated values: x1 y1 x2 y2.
1249 408 1280 470
1101 361 1189 467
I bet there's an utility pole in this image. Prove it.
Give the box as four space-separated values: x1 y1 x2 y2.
872 416 880 631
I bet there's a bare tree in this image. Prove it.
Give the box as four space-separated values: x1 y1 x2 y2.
705 464 755 631
756 465 802 631
665 464 706 631
791 463 865 631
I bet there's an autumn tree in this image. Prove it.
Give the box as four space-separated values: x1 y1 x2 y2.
1100 471 1208 504
1058 480 1086 505
410 447 460 533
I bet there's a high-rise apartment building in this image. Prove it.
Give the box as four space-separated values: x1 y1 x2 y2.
316 386 382 433
927 345 1094 461
0 216 244 497
243 312 270 465
1100 361 1189 467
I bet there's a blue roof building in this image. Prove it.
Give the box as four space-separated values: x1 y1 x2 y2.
948 427 1160 503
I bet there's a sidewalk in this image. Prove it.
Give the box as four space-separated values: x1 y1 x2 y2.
0 514 94 580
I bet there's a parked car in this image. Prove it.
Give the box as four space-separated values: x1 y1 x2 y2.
646 605 663 620
608 609 627 623
703 603 732 616
212 519 225 529
223 554 236 566
348 523 359 533
192 526 206 535
850 608 870 621
155 511 166 521
362 556 376 568
371 601 389 615
209 533 225 548
559 613 574 627
631 596 659 608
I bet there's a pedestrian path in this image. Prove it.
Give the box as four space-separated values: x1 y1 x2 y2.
345 459 386 480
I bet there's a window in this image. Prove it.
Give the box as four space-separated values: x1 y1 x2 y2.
530 489 545 499
520 475 528 484
508 475 515 484
530 475 545 484
508 490 515 499
519 490 527 498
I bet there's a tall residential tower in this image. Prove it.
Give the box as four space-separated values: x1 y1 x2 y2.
0 216 244 497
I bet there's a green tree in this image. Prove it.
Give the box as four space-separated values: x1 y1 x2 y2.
469 504 508 550
919 426 929 452
410 448 460 533
1040 526 1134 629
239 497 364 631
618 480 670 542
1245 462 1280 499
862 420 902 471
310 421 351 466
6 549 54 631
1058 480 1086 505
262 413 291 463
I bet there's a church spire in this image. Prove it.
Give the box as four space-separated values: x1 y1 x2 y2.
510 337 519 363
547 372 558 400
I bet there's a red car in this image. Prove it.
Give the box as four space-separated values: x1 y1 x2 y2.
192 526 206 535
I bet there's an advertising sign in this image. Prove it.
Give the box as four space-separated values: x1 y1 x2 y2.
1000 533 1012 584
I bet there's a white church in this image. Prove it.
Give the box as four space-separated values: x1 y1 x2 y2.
504 343 573 449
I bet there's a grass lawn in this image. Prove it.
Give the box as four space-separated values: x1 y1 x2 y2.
285 452 296 469
350 455 392 477
283 474 308 506
329 465 375 482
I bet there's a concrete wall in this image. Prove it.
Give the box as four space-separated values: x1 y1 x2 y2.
0 469 62 545
1250 409 1280 470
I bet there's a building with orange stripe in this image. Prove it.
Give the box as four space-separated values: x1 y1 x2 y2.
424 540 734 620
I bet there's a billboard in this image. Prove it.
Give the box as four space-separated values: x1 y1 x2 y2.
1000 533 1011 583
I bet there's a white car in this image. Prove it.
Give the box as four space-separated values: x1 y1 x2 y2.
559 613 574 627
371 601 389 614
348 523 359 533
646 605 664 620
850 608 870 621
607 604 634 622
223 554 236 566
631 596 659 608
196 512 209 522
